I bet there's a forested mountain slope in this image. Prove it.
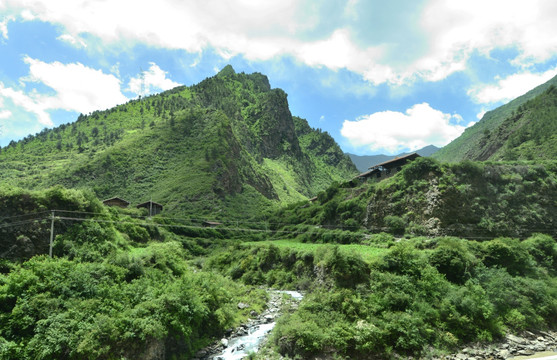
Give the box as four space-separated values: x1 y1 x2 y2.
0 66 357 218
273 157 557 239
434 74 557 162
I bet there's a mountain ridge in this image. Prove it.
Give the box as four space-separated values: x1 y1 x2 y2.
434 74 557 162
0 66 357 218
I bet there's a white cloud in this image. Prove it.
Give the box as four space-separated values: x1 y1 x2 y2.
126 63 181 96
4 0 557 86
22 56 128 113
340 103 466 154
467 67 557 104
0 15 14 39
0 58 128 128
57 33 86 48
0 109 12 119
0 82 53 125
419 0 557 80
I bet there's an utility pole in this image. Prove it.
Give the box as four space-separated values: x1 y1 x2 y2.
49 210 55 258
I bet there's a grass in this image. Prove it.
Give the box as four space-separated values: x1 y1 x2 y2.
245 239 388 263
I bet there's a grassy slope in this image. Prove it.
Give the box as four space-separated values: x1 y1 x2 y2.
434 74 557 162
0 68 357 219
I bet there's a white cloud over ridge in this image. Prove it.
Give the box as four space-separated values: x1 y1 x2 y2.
4 0 557 86
127 63 181 96
467 67 557 105
341 103 467 154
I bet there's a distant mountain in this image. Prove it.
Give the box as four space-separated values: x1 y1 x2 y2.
434 74 557 162
347 145 440 172
0 65 357 218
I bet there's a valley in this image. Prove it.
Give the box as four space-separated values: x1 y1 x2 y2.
1 68 557 360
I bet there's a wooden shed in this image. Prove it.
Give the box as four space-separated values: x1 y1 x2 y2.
136 201 163 216
102 197 130 208
369 153 420 178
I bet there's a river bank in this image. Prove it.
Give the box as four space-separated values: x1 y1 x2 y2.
192 290 303 360
440 330 557 360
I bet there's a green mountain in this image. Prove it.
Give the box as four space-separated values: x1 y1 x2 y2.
434 75 557 162
0 66 357 218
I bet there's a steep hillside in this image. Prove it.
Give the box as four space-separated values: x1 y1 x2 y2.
272 158 557 239
461 85 557 161
0 66 357 218
434 74 557 162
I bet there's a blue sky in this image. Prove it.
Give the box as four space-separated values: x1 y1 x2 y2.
1 0 557 155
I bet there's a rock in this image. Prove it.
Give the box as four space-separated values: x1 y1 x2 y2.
506 334 527 345
498 349 510 359
220 338 228 348
195 349 207 358
264 314 274 323
250 310 259 317
238 302 249 309
516 349 535 356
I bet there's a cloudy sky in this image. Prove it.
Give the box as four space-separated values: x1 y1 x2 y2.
1 0 557 155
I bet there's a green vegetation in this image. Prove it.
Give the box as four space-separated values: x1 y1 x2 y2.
0 187 267 359
2 67 557 360
2 184 557 359
272 157 557 239
434 75 557 162
0 66 356 219
204 236 557 359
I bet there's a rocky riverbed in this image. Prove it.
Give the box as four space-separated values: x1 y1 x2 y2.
440 330 557 360
192 290 302 360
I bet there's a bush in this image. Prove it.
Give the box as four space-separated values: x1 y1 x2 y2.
402 157 441 183
429 237 478 284
384 215 406 235
480 237 533 276
523 233 557 271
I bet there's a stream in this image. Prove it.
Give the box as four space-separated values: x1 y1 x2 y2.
202 290 303 360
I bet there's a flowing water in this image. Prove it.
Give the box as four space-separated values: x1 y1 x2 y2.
211 290 303 360
213 322 276 360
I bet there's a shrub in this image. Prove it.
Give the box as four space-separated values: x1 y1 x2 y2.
402 157 441 183
429 237 478 284
384 215 405 235
480 237 533 276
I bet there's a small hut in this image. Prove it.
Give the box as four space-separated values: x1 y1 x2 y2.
102 197 130 208
136 201 163 216
369 153 420 178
